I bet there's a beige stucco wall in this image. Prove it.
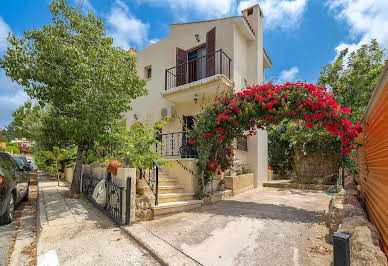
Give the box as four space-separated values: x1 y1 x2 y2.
64 167 74 184
161 159 198 194
124 7 269 187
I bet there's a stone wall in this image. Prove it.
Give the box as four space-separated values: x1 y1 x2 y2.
328 174 387 265
292 150 340 184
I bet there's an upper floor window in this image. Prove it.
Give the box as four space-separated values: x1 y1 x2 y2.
145 66 152 79
247 8 253 16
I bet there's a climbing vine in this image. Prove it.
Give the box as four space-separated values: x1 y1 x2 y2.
188 82 362 192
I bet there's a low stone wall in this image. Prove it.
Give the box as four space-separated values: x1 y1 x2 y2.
328 175 387 265
225 173 254 195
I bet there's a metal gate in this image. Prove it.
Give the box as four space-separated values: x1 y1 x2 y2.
81 169 131 226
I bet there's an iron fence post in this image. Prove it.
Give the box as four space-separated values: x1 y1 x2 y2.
119 186 123 225
155 166 159 206
125 177 131 225
229 58 231 79
220 49 223 74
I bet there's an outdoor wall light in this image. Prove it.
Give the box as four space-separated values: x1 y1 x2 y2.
194 93 199 104
195 34 200 42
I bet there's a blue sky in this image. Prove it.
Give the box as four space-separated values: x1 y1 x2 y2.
1 0 387 128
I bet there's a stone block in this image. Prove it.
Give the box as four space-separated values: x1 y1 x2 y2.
350 226 387 266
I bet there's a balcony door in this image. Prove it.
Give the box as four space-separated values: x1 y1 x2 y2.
188 46 206 83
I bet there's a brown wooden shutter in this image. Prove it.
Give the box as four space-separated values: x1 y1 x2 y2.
206 27 216 77
176 47 187 86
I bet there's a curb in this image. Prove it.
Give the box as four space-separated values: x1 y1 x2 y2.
120 224 201 266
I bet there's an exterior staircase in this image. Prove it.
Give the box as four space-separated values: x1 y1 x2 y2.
137 170 202 218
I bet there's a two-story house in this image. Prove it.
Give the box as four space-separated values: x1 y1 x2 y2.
124 4 272 217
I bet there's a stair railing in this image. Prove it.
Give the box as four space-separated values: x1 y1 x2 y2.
138 160 160 206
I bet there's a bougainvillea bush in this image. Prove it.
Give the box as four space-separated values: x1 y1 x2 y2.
188 82 362 194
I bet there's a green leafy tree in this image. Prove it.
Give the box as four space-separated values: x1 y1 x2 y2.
43 146 73 185
87 121 164 169
4 143 20 154
0 0 146 193
318 39 385 121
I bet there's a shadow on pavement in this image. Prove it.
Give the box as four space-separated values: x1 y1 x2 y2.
188 200 327 224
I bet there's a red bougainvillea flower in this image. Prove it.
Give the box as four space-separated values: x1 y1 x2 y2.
232 105 240 112
188 139 197 144
189 82 362 177
207 160 218 171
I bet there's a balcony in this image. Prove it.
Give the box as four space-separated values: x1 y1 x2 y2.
163 49 233 103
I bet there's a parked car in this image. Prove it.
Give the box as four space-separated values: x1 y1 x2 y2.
12 155 33 172
25 157 38 170
0 152 29 224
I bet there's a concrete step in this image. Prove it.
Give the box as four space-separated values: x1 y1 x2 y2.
137 178 177 187
148 192 195 204
152 200 203 218
138 185 185 195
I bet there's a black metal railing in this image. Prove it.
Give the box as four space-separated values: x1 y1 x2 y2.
81 169 130 225
165 49 232 90
156 131 198 158
138 160 160 206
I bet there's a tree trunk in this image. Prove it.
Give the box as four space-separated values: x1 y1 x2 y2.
71 143 86 194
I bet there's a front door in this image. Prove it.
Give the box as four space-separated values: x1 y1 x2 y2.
183 116 195 132
188 47 206 83
182 116 197 158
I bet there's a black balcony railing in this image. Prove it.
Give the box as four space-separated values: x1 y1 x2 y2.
156 131 198 158
165 49 232 91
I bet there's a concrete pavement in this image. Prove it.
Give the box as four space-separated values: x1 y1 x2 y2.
37 174 159 266
131 187 333 266
0 222 15 265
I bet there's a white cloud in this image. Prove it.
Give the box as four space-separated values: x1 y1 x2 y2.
107 0 149 49
238 0 307 30
0 17 11 52
137 0 236 20
148 39 159 46
277 66 299 83
327 0 388 57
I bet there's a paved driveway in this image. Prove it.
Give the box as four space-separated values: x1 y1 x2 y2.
139 187 333 266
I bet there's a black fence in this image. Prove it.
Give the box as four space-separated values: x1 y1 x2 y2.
138 160 160 206
156 131 197 158
165 49 232 90
81 169 131 226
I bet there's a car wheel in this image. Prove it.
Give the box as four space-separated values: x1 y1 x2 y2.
0 193 15 225
22 182 29 202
